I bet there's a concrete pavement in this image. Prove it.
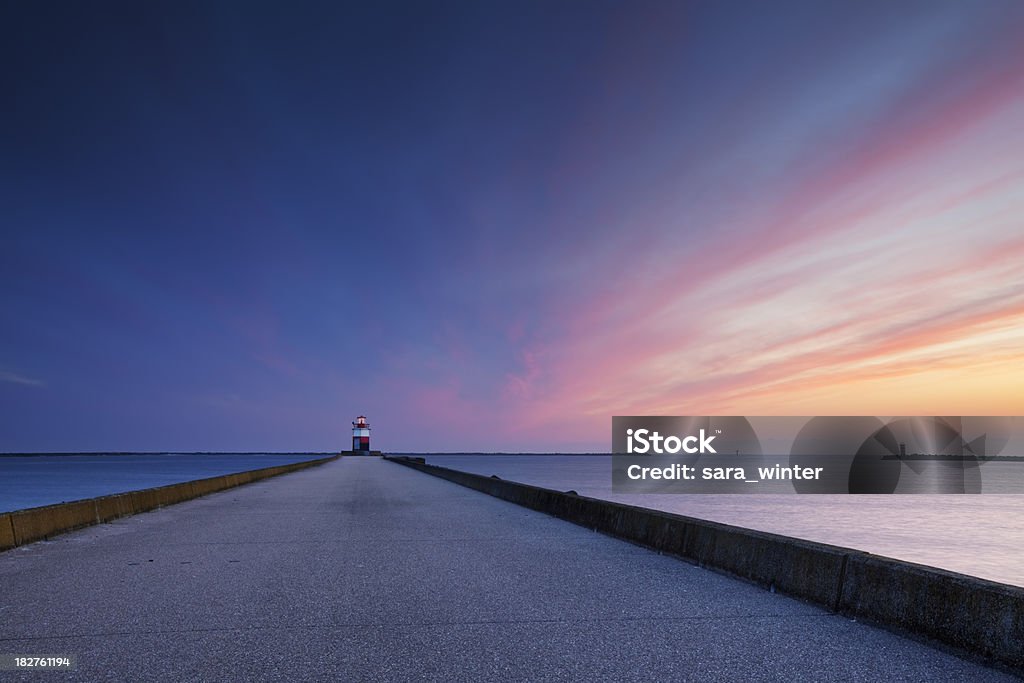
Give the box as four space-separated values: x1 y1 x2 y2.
0 457 1014 681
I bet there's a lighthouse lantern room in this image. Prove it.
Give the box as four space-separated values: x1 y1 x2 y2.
352 415 371 452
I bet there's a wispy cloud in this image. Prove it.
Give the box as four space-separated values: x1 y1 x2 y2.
492 64 1024 444
0 370 45 387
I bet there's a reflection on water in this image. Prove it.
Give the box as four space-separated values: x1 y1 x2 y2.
425 454 1024 588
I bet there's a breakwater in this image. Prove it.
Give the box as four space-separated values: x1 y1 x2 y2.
0 454 339 552
387 455 1024 674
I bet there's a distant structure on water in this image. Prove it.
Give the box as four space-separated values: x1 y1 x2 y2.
352 415 371 453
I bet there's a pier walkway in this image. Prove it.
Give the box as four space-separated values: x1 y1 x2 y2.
0 457 1014 681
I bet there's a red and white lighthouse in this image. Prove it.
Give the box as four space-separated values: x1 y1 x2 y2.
351 415 371 452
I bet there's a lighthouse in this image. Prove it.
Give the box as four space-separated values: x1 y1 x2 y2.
351 415 371 453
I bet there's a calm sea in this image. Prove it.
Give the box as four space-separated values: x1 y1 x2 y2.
425 454 1024 588
0 453 327 514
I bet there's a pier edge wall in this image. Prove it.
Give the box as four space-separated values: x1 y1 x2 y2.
386 455 1023 673
1 454 340 551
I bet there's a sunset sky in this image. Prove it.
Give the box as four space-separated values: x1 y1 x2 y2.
3 1 1023 452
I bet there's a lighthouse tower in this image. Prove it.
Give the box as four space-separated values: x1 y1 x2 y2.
351 415 371 453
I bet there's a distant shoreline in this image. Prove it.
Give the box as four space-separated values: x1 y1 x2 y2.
5 452 1020 460
0 451 613 458
401 452 612 457
0 452 338 458
883 454 1024 462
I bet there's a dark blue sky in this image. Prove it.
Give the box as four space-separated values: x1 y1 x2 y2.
3 1 1023 451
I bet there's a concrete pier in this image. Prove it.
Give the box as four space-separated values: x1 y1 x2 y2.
0 457 1015 681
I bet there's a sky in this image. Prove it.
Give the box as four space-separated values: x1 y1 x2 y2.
2 1 1023 452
